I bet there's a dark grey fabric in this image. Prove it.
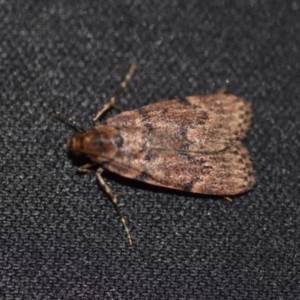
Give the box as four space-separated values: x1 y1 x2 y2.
1 1 300 298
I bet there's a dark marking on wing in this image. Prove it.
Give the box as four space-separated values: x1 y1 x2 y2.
182 181 194 192
134 172 151 182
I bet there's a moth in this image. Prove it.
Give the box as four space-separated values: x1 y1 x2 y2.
50 63 255 245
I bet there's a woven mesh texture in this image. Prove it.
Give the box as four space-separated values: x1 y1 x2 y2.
1 1 300 298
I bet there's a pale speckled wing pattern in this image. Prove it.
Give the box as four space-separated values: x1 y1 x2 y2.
100 142 255 195
104 94 252 152
99 94 255 195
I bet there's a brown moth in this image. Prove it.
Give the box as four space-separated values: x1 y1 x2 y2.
50 63 255 245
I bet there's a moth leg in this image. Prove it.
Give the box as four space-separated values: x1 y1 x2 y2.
96 167 133 245
48 110 86 132
79 164 127 194
93 62 137 123
78 163 98 173
223 196 233 202
218 87 229 94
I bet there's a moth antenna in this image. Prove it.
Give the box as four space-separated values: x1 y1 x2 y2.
48 110 86 132
93 62 137 122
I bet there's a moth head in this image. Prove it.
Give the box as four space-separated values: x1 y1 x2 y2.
66 125 123 159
